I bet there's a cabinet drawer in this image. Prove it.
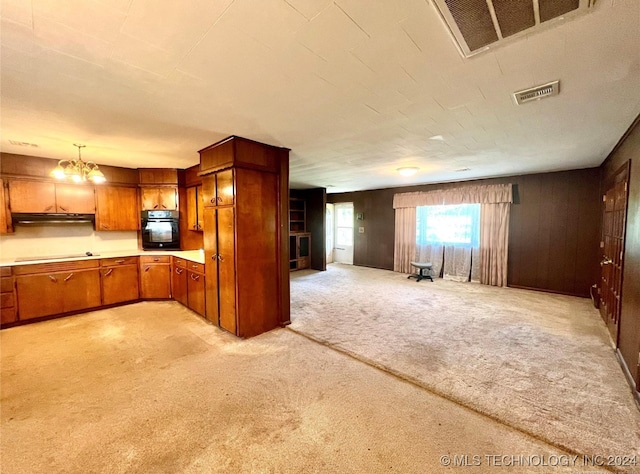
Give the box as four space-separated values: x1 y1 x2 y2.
101 256 138 267
1 307 16 325
173 258 187 269
14 259 99 275
1 267 12 277
140 255 171 264
1 277 13 293
186 261 204 273
1 292 14 308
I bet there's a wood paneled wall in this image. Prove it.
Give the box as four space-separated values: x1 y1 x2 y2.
327 168 602 297
601 116 640 390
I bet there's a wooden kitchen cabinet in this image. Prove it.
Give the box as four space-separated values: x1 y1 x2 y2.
0 180 10 234
1 267 16 325
8 180 95 214
139 256 171 299
141 187 177 211
138 168 178 185
186 185 203 231
172 259 188 306
15 260 101 320
202 169 234 208
200 136 288 338
95 186 139 231
101 257 139 305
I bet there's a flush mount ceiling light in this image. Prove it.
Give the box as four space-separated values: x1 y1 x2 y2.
397 167 419 177
50 144 106 184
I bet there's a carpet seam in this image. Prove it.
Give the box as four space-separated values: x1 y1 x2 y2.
286 326 622 474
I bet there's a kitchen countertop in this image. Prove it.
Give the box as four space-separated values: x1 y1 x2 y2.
0 249 206 267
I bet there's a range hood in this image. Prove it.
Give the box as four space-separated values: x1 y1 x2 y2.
12 213 96 226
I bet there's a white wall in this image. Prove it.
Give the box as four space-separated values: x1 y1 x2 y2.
0 224 138 259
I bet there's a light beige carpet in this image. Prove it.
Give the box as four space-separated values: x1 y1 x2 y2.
290 264 640 466
1 302 587 473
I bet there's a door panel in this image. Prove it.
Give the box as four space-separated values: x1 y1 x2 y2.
62 269 101 313
55 183 96 213
599 166 629 344
216 169 234 206
202 175 217 208
203 207 219 323
9 180 56 213
16 273 64 320
217 207 236 334
102 265 139 305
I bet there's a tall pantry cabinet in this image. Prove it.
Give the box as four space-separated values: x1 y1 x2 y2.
199 136 290 338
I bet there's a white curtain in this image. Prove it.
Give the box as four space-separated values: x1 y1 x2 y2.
393 207 416 274
480 203 510 287
443 246 472 282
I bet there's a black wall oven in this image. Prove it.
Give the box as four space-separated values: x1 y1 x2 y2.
141 210 180 250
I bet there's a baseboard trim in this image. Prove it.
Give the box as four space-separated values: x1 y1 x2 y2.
616 349 640 409
507 284 589 299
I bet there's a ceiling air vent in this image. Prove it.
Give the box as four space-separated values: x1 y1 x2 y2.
432 0 596 58
513 80 559 105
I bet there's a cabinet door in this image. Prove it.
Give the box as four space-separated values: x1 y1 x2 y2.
95 186 139 231
158 187 177 210
140 264 171 299
0 180 9 234
172 266 188 306
141 187 177 210
201 175 216 208
196 185 203 230
55 183 96 214
217 207 236 334
187 271 205 316
16 273 65 320
9 180 56 213
216 169 234 206
141 188 159 210
102 265 139 305
203 207 219 324
186 186 201 231
61 269 101 313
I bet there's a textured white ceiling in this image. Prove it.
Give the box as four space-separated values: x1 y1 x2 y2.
1 0 639 192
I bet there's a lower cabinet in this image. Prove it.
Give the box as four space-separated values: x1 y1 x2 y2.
1 267 16 325
289 233 311 271
15 261 101 320
101 257 139 305
139 256 171 299
173 257 205 316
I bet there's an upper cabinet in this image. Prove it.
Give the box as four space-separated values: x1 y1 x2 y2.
186 185 203 231
199 136 280 174
8 180 95 214
141 187 177 211
95 186 139 231
0 180 9 234
138 168 178 185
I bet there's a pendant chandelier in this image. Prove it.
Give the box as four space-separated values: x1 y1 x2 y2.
50 144 106 184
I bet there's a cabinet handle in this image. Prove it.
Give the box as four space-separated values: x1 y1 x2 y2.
104 269 113 277
153 258 159 262
145 266 151 272
211 254 218 260
210 198 215 204
59 206 68 212
44 205 54 211
153 204 159 209
192 264 198 269
101 223 110 230
64 273 74 282
115 259 125 264
190 273 199 281
218 255 224 262
216 196 223 203
161 204 167 209
176 268 183 274
48 275 57 283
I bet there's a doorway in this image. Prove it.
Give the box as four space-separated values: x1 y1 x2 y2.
599 161 630 345
333 202 354 265
326 204 334 264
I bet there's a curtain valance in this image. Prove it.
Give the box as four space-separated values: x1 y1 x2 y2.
393 184 513 209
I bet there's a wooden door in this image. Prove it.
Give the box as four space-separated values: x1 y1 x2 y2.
16 273 65 320
9 180 56 213
216 169 234 206
201 175 217 208
186 186 203 231
140 264 171 299
187 271 205 316
55 183 96 213
102 265 139 305
203 207 219 324
61 269 101 313
173 266 188 306
217 206 236 334
599 163 630 344
0 180 9 234
95 186 139 231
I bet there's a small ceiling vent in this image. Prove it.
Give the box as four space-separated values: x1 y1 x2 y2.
8 140 39 147
433 0 596 58
513 80 560 105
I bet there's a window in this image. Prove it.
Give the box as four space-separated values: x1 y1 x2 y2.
416 204 480 247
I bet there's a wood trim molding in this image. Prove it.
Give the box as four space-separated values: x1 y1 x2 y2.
601 113 640 170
